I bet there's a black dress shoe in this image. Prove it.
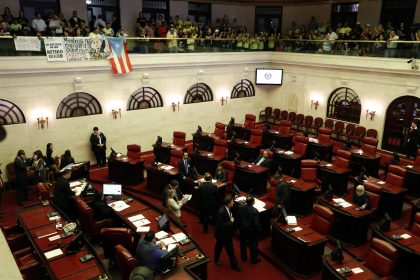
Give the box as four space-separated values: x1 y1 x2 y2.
232 265 242 272
251 258 261 264
214 260 221 266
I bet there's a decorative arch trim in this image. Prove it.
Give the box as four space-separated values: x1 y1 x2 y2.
231 79 255 99
56 92 102 119
0 99 26 125
127 87 163 110
327 87 361 123
184 83 213 104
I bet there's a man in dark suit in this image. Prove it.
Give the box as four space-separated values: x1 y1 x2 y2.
14 150 28 205
162 180 183 207
214 195 242 272
273 174 290 219
53 169 76 219
199 173 217 233
90 127 107 167
253 150 272 168
237 197 261 264
136 230 166 275
178 152 191 179
406 120 419 159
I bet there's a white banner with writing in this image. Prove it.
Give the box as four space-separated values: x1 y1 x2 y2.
14 37 41 51
44 37 67 61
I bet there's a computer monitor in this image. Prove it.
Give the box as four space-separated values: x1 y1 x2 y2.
160 244 179 274
158 214 170 232
103 184 122 199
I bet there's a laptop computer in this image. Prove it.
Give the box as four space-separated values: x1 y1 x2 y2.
103 183 122 200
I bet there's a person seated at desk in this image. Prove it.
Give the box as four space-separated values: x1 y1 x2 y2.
199 173 218 233
162 180 183 207
136 230 167 275
352 185 370 210
215 163 226 182
53 169 76 219
273 174 290 219
60 149 75 169
166 189 186 218
253 150 272 168
89 191 120 226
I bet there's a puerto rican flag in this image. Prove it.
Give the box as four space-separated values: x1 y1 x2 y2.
108 37 133 74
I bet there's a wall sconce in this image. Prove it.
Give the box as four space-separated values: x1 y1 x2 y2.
171 102 180 112
221 97 228 106
366 110 376 121
311 100 319 110
37 116 48 129
112 108 121 119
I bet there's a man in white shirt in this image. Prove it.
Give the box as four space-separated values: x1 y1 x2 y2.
31 13 47 34
94 15 106 29
48 14 63 35
385 30 399 58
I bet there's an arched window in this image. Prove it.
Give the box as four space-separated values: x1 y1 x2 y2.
184 83 213 104
56 92 102 119
127 87 163 110
0 99 26 125
327 87 361 123
231 79 255 99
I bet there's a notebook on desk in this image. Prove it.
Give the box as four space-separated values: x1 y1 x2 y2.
103 183 122 200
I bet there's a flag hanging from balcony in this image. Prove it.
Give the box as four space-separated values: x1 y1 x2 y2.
108 37 132 74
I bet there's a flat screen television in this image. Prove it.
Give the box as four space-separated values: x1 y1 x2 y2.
255 68 283 85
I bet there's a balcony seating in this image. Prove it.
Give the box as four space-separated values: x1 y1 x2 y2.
259 106 272 122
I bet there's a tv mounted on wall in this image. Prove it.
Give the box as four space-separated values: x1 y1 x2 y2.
255 68 283 85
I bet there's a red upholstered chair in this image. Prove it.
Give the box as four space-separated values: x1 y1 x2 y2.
172 131 186 147
213 139 227 159
362 137 379 155
318 128 332 143
300 160 319 185
75 197 110 238
13 247 45 280
249 129 263 147
364 238 398 278
294 113 304 131
385 164 406 188
214 122 226 139
324 118 334 129
366 128 378 138
288 112 296 122
340 123 356 142
293 135 308 155
36 182 53 202
310 117 323 134
332 121 344 140
303 115 313 131
169 149 183 168
221 160 235 183
115 244 138 280
411 212 420 236
333 150 351 169
415 149 420 165
100 228 137 263
278 120 291 135
244 114 256 129
259 106 272 122
280 110 288 120
350 126 366 146
309 204 334 235
364 182 381 215
127 144 141 162
268 108 281 125
1 224 31 252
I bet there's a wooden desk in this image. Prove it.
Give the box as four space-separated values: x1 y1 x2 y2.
190 151 222 175
227 124 251 140
283 175 316 216
108 156 145 185
192 132 219 151
17 203 109 280
271 222 328 276
64 161 90 181
318 161 350 196
153 142 185 164
364 177 406 220
146 164 178 197
273 149 304 178
318 197 371 246
372 223 420 279
110 195 209 279
401 164 420 197
262 130 293 150
233 161 269 195
307 138 333 161
227 139 260 162
350 149 382 177
322 251 380 280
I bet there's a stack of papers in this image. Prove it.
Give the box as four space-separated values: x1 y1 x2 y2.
377 181 386 185
155 230 169 240
234 196 246 203
172 232 187 242
44 248 63 259
333 198 352 208
286 216 297 225
136 226 150 233
128 214 145 222
108 200 130 212
182 194 192 202
284 151 294 155
133 219 151 228
400 233 411 239
161 237 177 246
160 165 174 170
253 198 266 212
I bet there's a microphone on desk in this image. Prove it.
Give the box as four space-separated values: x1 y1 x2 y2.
289 168 295 178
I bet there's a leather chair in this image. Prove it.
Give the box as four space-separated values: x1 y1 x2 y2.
259 106 272 122
127 144 141 163
362 137 379 155
364 238 397 278
332 121 344 140
214 122 226 139
249 129 263 147
310 117 323 134
411 212 420 236
212 139 227 159
366 128 378 138
385 164 406 188
293 135 308 156
294 113 304 131
100 228 137 263
333 150 351 169
350 126 366 146
115 244 138 280
75 197 110 238
318 128 332 143
244 114 256 129
268 108 281 125
340 123 356 142
309 204 334 235
300 160 319 185
280 110 288 120
221 160 235 183
363 182 381 215
303 115 313 132
13 247 45 280
278 120 291 135
324 118 334 129
172 131 186 147
169 149 183 168
288 112 297 123
1 224 31 252
37 182 54 202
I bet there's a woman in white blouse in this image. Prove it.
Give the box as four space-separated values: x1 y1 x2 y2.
166 189 184 217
